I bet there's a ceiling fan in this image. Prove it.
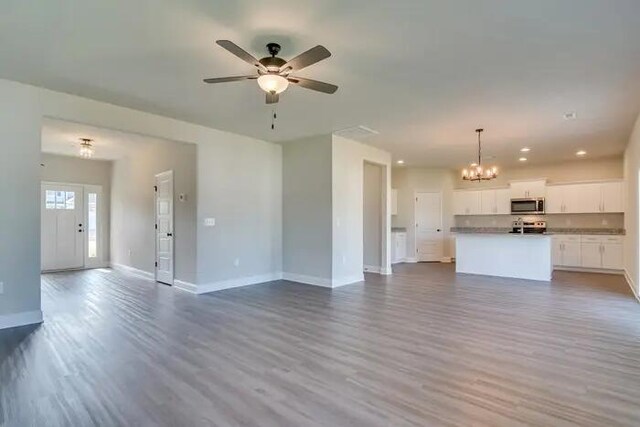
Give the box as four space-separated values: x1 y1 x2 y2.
204 40 338 104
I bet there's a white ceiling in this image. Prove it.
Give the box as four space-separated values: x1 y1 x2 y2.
3 0 640 167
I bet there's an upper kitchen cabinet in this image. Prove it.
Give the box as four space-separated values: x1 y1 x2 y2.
509 179 546 199
546 181 624 214
453 190 481 215
480 188 511 215
391 189 398 215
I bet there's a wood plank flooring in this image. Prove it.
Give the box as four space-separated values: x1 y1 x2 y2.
1 264 639 426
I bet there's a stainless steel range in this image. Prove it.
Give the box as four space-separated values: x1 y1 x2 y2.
510 220 547 234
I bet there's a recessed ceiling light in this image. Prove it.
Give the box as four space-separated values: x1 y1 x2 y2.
470 163 478 167
520 147 530 152
519 157 528 162
396 160 405 165
564 111 577 120
576 150 587 156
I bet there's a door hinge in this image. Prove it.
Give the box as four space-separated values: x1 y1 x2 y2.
154 185 158 192
155 262 158 267
155 224 157 230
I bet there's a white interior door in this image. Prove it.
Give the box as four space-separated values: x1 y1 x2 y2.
41 184 84 271
155 171 174 285
415 192 443 262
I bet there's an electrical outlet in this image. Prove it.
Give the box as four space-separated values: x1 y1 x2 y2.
0 281 3 294
204 218 216 227
234 258 240 267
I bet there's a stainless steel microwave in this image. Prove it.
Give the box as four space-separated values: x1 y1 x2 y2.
511 198 545 215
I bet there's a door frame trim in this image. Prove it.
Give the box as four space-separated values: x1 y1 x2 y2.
154 170 175 285
413 190 444 262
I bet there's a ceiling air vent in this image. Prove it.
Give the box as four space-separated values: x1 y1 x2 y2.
333 125 379 140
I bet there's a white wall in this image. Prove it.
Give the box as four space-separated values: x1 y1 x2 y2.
40 153 113 263
110 136 197 283
332 135 392 282
363 162 383 269
623 113 640 300
392 167 456 259
282 135 333 282
0 80 42 327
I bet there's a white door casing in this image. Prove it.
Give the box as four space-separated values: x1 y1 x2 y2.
415 191 443 262
41 184 84 271
155 171 174 285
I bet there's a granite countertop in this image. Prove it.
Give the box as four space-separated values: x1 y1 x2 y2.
392 227 407 232
450 227 625 235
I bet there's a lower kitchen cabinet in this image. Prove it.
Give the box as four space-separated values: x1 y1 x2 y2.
391 232 407 264
553 235 623 271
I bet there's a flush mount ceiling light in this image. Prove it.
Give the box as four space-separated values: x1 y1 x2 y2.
461 129 498 181
397 160 405 165
203 41 338 104
519 157 528 162
576 150 587 156
79 138 94 159
520 147 530 152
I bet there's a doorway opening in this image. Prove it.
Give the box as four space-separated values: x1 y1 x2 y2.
414 191 444 262
363 162 385 273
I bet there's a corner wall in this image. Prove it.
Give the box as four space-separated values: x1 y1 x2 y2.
624 113 640 299
0 80 42 328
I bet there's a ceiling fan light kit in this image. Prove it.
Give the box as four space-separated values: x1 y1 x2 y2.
204 40 338 105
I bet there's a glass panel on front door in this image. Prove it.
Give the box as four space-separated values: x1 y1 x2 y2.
87 193 98 258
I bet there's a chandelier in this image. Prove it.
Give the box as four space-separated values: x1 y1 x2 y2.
79 138 94 159
461 128 498 181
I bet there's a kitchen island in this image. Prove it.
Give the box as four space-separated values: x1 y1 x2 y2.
455 232 552 281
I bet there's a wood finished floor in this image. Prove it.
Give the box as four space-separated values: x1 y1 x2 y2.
1 264 639 426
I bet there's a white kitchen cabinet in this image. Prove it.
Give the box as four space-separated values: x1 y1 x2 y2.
510 179 546 199
600 181 624 213
478 188 510 215
602 242 623 270
552 235 581 267
391 232 407 264
580 241 602 268
546 181 624 214
391 189 398 215
495 189 511 214
453 190 481 215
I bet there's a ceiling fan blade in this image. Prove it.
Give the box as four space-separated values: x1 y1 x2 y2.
203 75 257 84
216 40 267 72
280 45 331 73
288 77 338 94
266 92 279 104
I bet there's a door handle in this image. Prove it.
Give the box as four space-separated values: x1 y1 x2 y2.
167 233 173 237
436 229 441 232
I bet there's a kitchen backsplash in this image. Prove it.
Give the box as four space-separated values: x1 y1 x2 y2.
454 213 624 229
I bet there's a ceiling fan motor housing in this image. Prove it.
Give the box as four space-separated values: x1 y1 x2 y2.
259 56 286 73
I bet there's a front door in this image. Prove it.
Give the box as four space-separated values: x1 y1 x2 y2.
41 184 85 271
155 171 174 285
415 192 443 262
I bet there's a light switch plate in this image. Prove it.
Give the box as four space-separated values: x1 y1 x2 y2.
0 281 4 295
204 218 216 227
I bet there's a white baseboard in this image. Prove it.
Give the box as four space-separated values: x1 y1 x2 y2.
554 266 624 275
624 269 640 303
332 274 364 287
0 310 43 330
380 267 392 275
363 265 381 274
282 272 333 288
110 263 154 281
404 257 418 263
174 279 198 294
197 272 282 294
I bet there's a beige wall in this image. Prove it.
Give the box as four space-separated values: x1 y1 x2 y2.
623 114 640 299
455 157 623 189
392 167 456 259
40 153 112 262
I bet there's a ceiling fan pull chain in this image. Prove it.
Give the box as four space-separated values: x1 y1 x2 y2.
271 107 277 130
